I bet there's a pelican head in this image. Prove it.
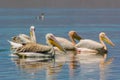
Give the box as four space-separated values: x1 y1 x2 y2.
30 26 36 42
30 26 35 35
69 31 82 45
46 33 66 52
99 32 115 47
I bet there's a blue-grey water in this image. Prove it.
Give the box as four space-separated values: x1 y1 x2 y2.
0 8 120 80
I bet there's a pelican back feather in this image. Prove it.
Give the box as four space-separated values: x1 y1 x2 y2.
16 43 52 53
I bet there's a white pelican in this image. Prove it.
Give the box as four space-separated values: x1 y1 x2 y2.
69 31 115 53
12 26 36 44
8 26 36 49
13 33 66 58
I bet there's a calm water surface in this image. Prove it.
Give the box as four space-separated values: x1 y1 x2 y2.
0 8 120 80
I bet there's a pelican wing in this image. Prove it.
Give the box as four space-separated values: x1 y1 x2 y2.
19 34 31 40
17 43 52 53
12 34 31 43
8 40 23 48
75 39 104 50
18 34 31 43
12 36 23 43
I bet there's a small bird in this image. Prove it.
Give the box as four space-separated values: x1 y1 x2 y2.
36 13 45 21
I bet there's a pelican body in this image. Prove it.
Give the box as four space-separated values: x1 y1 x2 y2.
14 43 54 58
12 33 65 58
76 39 107 53
55 37 76 50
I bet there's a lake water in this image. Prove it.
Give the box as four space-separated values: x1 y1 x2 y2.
0 8 120 80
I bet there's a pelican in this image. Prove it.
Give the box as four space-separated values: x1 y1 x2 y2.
12 26 36 44
46 31 81 51
69 31 115 53
13 33 66 58
8 26 36 49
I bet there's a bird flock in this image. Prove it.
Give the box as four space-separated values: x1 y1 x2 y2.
8 26 115 59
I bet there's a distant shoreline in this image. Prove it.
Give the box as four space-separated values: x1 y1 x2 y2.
0 0 120 8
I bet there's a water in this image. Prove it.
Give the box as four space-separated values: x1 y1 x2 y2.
0 8 120 80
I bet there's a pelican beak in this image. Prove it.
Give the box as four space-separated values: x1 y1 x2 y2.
30 30 34 42
102 35 115 47
48 36 66 53
30 31 33 38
